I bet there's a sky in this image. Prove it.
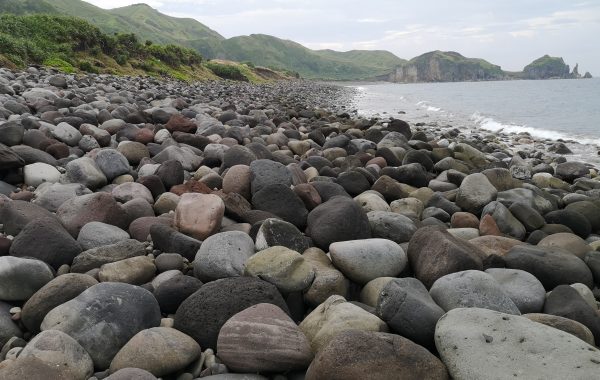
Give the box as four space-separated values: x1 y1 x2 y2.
82 0 600 74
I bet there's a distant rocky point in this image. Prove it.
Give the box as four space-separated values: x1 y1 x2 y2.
380 52 593 83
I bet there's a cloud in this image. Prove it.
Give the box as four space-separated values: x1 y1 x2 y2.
357 18 388 23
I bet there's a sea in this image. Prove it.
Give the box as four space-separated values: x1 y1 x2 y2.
346 79 600 165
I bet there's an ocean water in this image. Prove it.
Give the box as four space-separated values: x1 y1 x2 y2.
348 79 600 164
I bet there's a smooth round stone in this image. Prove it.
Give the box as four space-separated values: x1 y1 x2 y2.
456 173 498 214
153 274 203 314
407 226 483 288
41 282 161 370
9 216 82 269
153 192 180 214
244 246 315 293
254 218 309 253
174 193 225 241
98 256 156 285
543 285 600 343
524 313 595 345
329 239 407 284
359 277 394 307
77 221 130 250
367 211 417 244
65 156 108 190
151 270 181 290
110 327 201 377
0 256 54 301
354 192 391 213
469 235 526 258
23 163 60 187
21 273 98 333
105 368 157 380
481 201 526 240
56 192 129 237
155 253 184 272
306 196 371 250
20 329 94 380
537 232 592 259
390 197 423 218
94 149 130 180
0 356 74 380
305 330 449 380
112 182 154 204
252 183 308 229
435 308 600 379
504 244 594 290
51 122 82 146
193 231 255 282
302 248 349 307
376 277 445 350
450 212 480 229
430 270 521 314
447 227 480 240
570 283 598 310
70 239 147 273
32 183 91 213
485 268 545 314
249 159 292 195
299 295 388 353
222 164 251 199
173 277 289 349
217 303 313 373
0 200 57 236
118 141 150 165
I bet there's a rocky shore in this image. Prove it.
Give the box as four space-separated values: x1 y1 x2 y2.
1 66 600 380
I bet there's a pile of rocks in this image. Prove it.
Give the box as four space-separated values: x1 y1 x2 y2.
1 66 600 379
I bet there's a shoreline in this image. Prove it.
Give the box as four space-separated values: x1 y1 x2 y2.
343 81 600 167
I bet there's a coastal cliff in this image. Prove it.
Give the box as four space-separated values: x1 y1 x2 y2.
385 51 505 83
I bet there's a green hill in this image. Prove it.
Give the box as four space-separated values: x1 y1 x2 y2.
216 34 405 80
0 0 404 80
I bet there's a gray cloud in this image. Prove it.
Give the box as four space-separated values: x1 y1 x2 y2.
83 0 600 73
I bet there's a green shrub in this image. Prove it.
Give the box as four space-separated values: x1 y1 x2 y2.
43 57 76 73
205 62 247 81
78 61 98 74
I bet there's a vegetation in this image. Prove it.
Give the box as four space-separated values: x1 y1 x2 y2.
0 0 406 80
522 55 570 79
205 61 248 82
0 14 208 80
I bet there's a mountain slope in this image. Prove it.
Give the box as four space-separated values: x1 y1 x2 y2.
0 0 404 80
217 34 405 80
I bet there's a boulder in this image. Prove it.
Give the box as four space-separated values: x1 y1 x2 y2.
305 330 449 380
504 244 594 290
217 303 313 372
407 226 483 288
56 192 129 237
174 193 224 240
543 285 600 343
306 196 371 250
77 222 130 250
455 173 498 214
173 277 289 349
329 239 407 284
435 308 600 379
41 282 161 369
110 327 200 377
303 248 349 307
244 246 315 293
299 295 388 353
485 268 545 314
376 277 444 349
367 211 417 244
193 231 255 282
21 273 98 333
430 270 520 314
0 256 53 301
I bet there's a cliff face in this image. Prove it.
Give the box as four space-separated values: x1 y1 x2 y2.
387 51 505 83
522 55 570 79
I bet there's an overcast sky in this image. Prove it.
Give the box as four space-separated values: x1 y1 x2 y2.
83 0 600 74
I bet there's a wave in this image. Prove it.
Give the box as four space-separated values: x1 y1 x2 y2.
470 112 600 146
416 100 442 112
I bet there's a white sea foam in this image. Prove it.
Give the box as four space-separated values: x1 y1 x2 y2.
426 106 441 112
470 112 600 146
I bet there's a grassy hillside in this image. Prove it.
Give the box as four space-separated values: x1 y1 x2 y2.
218 34 404 80
0 14 290 83
0 0 404 80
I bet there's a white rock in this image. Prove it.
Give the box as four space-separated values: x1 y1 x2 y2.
24 163 61 187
